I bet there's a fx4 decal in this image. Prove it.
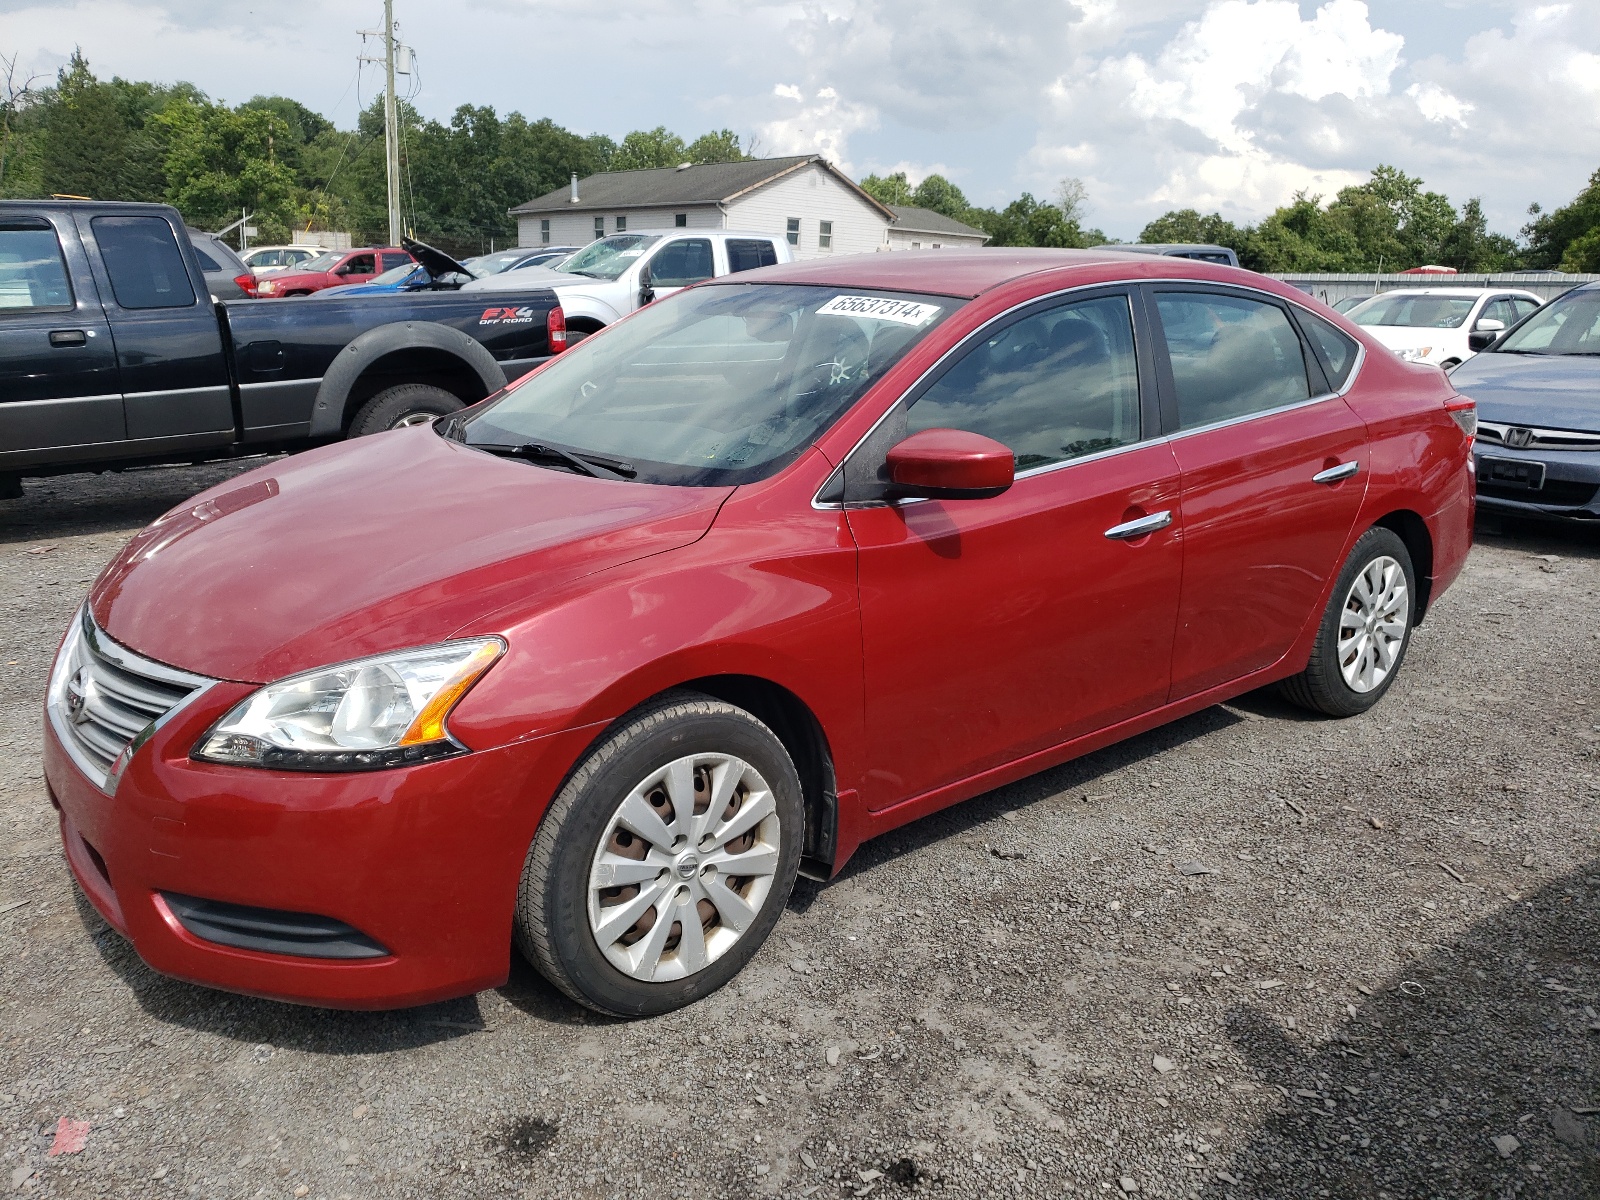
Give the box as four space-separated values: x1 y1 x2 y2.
479 307 539 325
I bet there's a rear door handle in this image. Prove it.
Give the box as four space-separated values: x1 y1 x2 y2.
48 329 87 347
1312 461 1360 485
1104 510 1173 540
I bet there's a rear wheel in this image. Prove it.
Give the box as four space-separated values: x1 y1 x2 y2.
1280 527 1416 717
514 692 802 1017
348 384 463 437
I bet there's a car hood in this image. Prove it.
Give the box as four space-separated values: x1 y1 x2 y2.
460 266 596 292
401 237 467 280
90 427 731 683
1448 352 1600 431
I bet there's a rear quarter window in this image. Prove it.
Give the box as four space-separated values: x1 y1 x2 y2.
1297 310 1360 390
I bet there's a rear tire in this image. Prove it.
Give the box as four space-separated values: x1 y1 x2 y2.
1280 527 1416 717
348 384 463 437
514 691 803 1017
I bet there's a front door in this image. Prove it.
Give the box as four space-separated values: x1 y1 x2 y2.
846 290 1184 812
642 238 715 306
1147 287 1369 700
0 212 123 464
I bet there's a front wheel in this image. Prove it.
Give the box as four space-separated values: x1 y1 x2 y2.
1280 527 1416 717
514 692 803 1017
348 383 463 437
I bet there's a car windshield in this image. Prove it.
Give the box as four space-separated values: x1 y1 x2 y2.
1495 290 1600 354
462 283 959 485
296 252 341 273
367 263 421 285
469 250 534 275
554 234 662 280
1348 294 1476 329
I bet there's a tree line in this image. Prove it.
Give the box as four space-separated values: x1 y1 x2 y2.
2 52 1597 271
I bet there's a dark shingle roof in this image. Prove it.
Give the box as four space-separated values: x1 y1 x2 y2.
509 156 894 218
888 205 989 240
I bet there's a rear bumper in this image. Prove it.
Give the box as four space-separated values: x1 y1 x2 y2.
43 687 601 1010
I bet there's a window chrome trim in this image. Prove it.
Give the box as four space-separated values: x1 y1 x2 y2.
812 275 1367 511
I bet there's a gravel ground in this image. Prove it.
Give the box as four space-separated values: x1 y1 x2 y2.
2 466 1598 1200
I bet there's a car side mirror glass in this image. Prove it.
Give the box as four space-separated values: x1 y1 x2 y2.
885 428 1014 501
1474 317 1505 333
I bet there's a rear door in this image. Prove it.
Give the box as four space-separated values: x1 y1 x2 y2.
846 288 1183 811
1148 286 1369 700
0 211 124 464
77 212 234 448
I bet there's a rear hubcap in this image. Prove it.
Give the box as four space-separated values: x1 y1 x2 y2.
587 753 780 982
1337 554 1408 693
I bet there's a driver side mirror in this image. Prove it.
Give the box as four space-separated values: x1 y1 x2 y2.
885 429 1014 501
638 263 655 307
1468 318 1504 353
1473 317 1505 333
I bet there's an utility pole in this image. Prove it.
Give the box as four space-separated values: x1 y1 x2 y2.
383 0 402 246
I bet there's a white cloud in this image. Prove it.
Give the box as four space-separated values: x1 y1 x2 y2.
756 85 877 173
1405 82 1473 124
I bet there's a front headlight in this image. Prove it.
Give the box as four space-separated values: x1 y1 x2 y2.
194 638 504 771
1397 346 1434 362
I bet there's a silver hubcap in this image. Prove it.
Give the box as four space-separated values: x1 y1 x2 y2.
391 411 436 428
1338 554 1408 693
587 753 780 982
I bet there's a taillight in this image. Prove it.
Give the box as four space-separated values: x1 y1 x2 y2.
234 273 258 297
1444 395 1476 440
547 306 567 352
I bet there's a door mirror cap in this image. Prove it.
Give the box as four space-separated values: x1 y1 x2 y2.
885 428 1014 500
1474 317 1505 333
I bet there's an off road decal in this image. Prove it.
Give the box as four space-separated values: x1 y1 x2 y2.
478 306 539 325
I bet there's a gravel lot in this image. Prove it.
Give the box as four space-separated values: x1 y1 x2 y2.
2 464 1598 1200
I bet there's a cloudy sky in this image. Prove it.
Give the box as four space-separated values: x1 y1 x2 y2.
3 0 1598 239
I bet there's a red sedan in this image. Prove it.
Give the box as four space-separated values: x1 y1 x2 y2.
254 246 413 296
44 250 1474 1016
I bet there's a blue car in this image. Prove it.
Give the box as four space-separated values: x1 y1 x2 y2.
317 240 579 298
1449 280 1600 522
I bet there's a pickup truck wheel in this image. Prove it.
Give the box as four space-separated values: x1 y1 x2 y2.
349 384 463 437
514 691 802 1017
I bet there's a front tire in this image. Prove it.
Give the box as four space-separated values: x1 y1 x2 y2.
1280 527 1416 717
348 383 463 437
515 692 803 1017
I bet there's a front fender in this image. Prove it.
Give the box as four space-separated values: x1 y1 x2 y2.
308 321 506 438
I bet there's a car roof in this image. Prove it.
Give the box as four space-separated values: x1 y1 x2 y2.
1358 287 1533 297
716 247 1251 299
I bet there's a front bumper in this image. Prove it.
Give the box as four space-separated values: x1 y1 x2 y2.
44 679 599 1009
1471 444 1600 522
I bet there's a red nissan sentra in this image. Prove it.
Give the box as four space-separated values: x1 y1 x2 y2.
43 250 1475 1017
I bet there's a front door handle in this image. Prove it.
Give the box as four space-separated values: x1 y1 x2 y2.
1104 510 1173 540
1312 461 1360 485
49 329 88 347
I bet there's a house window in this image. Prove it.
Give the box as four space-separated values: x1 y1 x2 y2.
675 213 688 227
819 220 833 251
616 215 627 232
786 217 800 246
540 219 550 245
594 216 605 239
911 241 921 249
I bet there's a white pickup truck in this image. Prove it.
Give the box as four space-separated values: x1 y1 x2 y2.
460 229 793 339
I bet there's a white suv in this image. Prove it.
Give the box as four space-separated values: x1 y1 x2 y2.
1344 288 1542 369
460 229 793 338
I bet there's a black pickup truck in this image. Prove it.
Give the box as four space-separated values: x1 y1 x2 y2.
0 200 563 497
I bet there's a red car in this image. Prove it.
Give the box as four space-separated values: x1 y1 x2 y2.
44 250 1474 1017
254 246 413 297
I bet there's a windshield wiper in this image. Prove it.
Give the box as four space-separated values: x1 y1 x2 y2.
471 441 636 480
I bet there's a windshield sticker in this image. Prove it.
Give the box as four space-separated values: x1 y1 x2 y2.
816 295 941 326
618 249 644 258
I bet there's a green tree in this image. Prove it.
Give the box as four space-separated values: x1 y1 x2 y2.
158 97 298 237
1139 208 1248 251
37 51 175 202
971 192 1091 248
859 170 913 206
910 173 970 219
1522 168 1600 269
1438 198 1521 272
611 126 688 171
685 129 745 164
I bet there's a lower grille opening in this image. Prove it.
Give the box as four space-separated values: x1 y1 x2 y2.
82 838 112 888
161 893 390 960
1479 479 1600 507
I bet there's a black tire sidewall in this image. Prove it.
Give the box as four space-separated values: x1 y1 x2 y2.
536 706 803 1017
349 384 463 437
1309 528 1416 716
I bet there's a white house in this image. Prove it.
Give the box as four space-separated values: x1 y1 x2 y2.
885 205 990 250
509 156 896 259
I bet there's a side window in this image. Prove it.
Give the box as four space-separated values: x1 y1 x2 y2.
540 219 550 244
649 239 714 287
819 220 833 251
1297 310 1359 390
342 253 376 275
594 216 605 239
1510 297 1540 322
0 221 74 311
675 213 688 228
380 253 411 272
726 239 778 273
192 246 222 271
906 294 1141 471
1481 297 1517 326
91 215 196 310
1155 292 1312 430
616 215 627 233
785 217 800 246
